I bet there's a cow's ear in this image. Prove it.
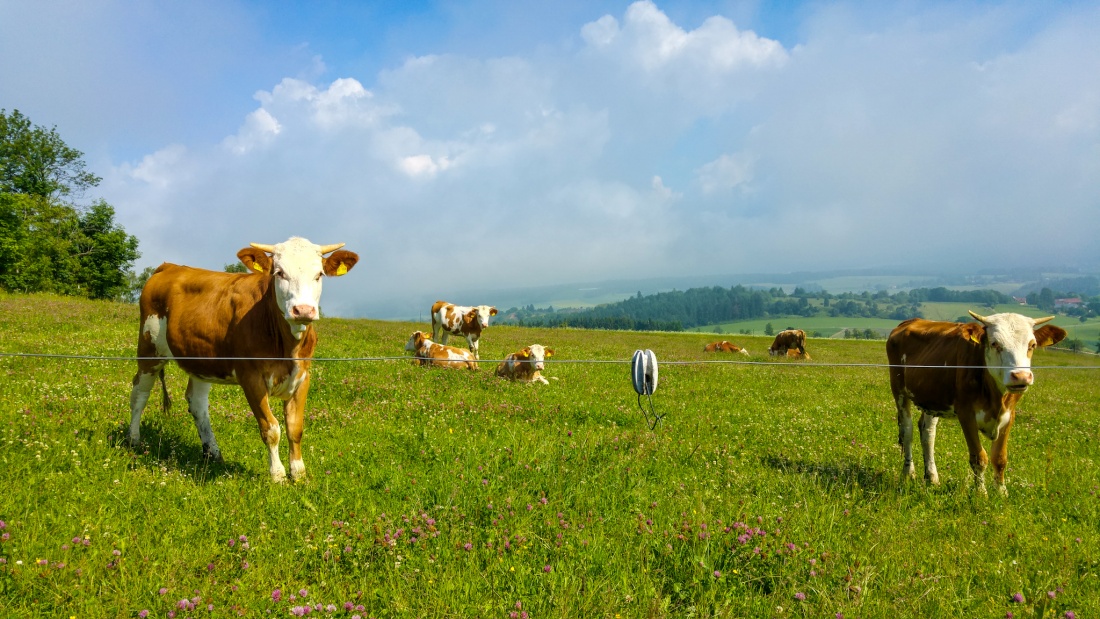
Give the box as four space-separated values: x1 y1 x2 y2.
1034 324 1067 347
545 348 554 358
237 248 272 274
490 307 498 316
324 250 359 277
519 347 531 359
960 322 985 345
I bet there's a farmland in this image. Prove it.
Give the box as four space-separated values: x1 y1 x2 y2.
1 293 1098 618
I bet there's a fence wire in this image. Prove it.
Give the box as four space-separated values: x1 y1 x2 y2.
1 350 1098 371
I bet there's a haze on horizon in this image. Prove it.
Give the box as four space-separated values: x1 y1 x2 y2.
2 1 1097 318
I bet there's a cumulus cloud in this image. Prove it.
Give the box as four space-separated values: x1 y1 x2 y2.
32 0 1097 317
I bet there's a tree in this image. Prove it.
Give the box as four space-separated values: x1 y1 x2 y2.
0 109 140 299
764 322 774 336
224 262 249 273
1 109 100 199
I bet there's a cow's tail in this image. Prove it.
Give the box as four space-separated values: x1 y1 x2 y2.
158 367 171 412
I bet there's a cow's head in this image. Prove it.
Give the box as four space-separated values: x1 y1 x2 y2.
519 344 553 371
967 311 1067 393
405 331 430 352
466 305 498 328
237 237 358 338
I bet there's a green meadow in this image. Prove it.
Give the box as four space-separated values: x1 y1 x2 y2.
1 293 1098 618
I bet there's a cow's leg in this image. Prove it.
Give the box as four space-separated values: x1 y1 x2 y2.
918 413 940 485
185 378 223 461
895 393 915 480
283 373 310 481
129 356 167 447
990 415 1014 497
438 331 450 345
241 381 287 482
958 415 989 495
469 335 479 360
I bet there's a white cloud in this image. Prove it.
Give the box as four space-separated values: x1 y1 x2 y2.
11 0 1092 318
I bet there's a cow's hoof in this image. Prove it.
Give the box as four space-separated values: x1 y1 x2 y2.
996 484 1008 497
289 460 306 482
202 445 224 462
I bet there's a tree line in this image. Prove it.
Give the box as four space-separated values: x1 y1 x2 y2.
1 109 140 301
506 285 1100 332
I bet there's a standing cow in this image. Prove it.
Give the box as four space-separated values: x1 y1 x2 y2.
886 311 1066 495
769 329 807 357
129 237 358 482
431 301 497 359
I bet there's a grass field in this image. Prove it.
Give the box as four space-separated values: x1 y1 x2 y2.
1 293 1098 618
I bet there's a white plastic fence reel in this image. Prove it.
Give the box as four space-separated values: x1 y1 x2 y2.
631 349 663 428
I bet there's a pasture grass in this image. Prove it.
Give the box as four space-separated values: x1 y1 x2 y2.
1 292 1098 618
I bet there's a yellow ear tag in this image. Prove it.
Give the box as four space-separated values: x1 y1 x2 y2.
970 333 981 344
336 263 348 276
252 263 263 272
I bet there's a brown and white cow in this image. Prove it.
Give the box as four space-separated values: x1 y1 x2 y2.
769 329 807 356
431 301 498 359
886 311 1066 495
704 340 750 355
786 348 811 360
129 237 358 482
496 344 555 384
405 330 479 370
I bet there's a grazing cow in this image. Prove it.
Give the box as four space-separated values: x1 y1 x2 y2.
405 331 479 370
129 237 359 482
886 311 1066 495
704 340 750 355
431 301 498 359
496 344 555 384
769 329 807 356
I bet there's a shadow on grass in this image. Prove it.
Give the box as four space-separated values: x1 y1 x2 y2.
761 454 891 492
110 422 250 483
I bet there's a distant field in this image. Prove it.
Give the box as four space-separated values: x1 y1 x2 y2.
1 293 1098 618
694 304 1100 347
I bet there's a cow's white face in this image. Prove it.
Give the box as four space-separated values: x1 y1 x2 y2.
267 238 328 331
972 312 1044 393
525 344 552 370
472 305 497 328
405 331 428 352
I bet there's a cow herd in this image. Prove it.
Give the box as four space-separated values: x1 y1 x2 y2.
128 237 1069 495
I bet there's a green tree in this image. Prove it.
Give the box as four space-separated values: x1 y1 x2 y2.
224 262 249 273
764 322 774 336
0 109 139 299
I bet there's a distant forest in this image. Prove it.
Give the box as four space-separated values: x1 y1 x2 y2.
501 284 1100 332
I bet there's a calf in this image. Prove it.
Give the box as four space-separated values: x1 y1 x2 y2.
496 344 555 384
769 329 807 356
431 301 498 359
129 237 358 482
704 340 750 355
886 311 1066 495
405 331 479 370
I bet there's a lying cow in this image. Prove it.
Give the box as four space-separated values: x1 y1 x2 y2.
769 329 807 357
786 348 811 360
496 344 555 384
129 237 358 482
405 330 479 370
704 340 749 355
886 311 1066 495
431 301 498 359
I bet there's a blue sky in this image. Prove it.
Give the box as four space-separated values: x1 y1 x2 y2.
2 1 1098 318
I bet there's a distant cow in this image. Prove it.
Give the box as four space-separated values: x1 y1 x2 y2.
405 331 479 370
786 348 811 360
704 340 750 355
129 237 359 482
431 301 498 359
769 329 807 356
496 344 555 384
886 311 1066 495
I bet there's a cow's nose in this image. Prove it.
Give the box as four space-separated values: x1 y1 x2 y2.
290 304 318 322
1008 369 1033 386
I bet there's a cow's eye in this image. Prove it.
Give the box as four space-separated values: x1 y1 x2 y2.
273 268 285 279
316 272 323 281
990 342 1002 352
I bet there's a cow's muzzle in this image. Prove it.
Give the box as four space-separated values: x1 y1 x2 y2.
290 304 319 323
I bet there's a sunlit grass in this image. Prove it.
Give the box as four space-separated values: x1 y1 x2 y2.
0 292 1097 617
